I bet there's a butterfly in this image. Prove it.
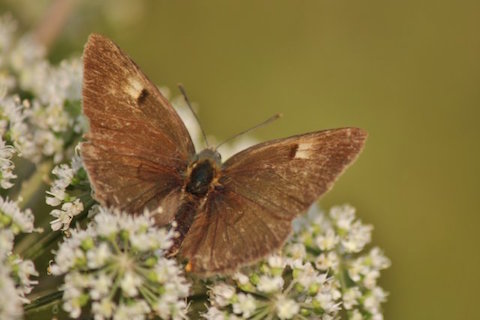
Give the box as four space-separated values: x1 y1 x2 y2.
81 34 367 275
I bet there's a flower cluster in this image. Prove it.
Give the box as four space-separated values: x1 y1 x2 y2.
0 13 83 164
205 257 342 320
50 208 190 319
0 196 38 320
47 154 90 231
204 205 390 320
296 205 391 319
0 136 16 188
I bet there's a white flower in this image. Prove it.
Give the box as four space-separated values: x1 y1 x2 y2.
285 242 306 260
257 275 284 293
120 271 142 297
267 254 285 269
94 208 120 236
275 295 299 319
0 230 13 256
86 242 112 269
343 287 361 309
232 293 256 317
0 264 23 320
202 307 229 320
315 251 339 271
46 155 83 205
112 300 149 320
232 272 249 285
90 272 112 300
369 247 391 270
293 261 325 289
363 287 388 315
50 198 84 231
315 228 338 251
210 283 235 307
341 220 373 253
92 298 114 320
330 204 356 230
316 290 341 314
15 259 38 297
0 196 35 233
0 138 16 189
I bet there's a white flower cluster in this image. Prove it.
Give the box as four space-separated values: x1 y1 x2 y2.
50 208 190 320
0 13 83 164
0 136 16 188
0 196 38 320
47 154 88 231
296 205 391 319
205 257 341 320
204 205 390 320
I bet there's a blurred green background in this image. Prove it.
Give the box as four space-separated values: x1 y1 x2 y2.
2 0 479 319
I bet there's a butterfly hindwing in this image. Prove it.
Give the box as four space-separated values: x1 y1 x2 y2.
180 128 367 274
81 34 194 216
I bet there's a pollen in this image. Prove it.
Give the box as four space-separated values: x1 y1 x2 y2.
185 261 193 273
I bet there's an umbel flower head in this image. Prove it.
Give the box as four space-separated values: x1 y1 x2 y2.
50 207 190 320
0 196 38 320
203 205 390 320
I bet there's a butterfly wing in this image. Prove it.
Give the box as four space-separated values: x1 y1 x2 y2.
81 34 195 217
180 128 367 274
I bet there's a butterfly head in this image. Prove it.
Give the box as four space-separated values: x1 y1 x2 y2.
194 148 222 166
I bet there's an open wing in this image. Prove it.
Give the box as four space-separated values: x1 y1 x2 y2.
81 34 194 217
180 128 367 274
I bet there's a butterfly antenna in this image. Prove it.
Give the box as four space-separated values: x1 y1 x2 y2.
215 113 282 151
178 84 210 148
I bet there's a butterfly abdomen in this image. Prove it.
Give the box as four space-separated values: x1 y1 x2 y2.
169 197 201 255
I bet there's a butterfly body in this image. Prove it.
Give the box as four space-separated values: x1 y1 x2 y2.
170 149 222 253
81 34 367 275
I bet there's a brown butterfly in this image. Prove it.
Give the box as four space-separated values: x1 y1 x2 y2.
81 34 367 275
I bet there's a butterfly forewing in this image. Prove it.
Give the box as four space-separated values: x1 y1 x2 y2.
180 128 367 274
81 34 195 215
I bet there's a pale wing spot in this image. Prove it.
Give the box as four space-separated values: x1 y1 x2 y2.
125 77 144 100
295 141 314 159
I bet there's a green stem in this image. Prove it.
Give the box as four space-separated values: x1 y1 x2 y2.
22 229 63 260
13 159 53 256
18 160 53 210
19 200 95 260
24 290 63 314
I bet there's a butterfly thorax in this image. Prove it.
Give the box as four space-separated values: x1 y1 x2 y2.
185 149 222 197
